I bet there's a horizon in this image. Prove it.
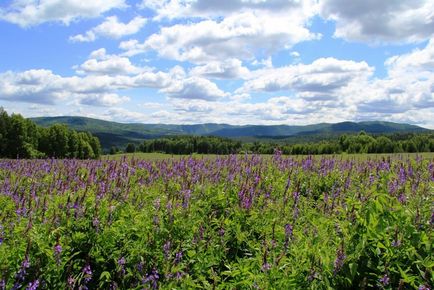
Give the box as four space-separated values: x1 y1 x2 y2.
1 1 433 128
31 115 430 130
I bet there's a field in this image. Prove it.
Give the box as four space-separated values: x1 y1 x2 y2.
0 153 433 289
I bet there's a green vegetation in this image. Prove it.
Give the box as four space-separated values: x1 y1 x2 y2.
32 116 429 151
119 132 434 155
0 108 101 159
0 154 432 289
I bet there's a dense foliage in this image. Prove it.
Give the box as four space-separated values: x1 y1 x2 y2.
125 132 434 155
0 153 432 289
0 108 101 159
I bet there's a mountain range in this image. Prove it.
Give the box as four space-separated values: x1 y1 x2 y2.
32 116 429 150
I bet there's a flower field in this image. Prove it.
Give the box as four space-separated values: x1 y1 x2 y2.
0 153 432 289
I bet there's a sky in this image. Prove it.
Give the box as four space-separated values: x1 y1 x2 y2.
0 0 433 128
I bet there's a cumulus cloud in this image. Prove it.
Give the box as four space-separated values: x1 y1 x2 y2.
74 48 147 75
120 10 319 62
239 57 374 97
320 0 434 43
162 77 228 100
140 0 317 21
385 38 434 76
0 69 136 107
189 58 250 79
70 16 146 42
0 0 127 27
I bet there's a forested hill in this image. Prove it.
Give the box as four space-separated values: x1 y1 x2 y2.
32 116 429 149
0 109 101 159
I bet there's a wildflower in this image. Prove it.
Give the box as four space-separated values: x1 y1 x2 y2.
0 280 5 290
82 264 92 283
67 276 75 287
163 241 171 258
26 280 39 290
143 268 159 289
174 251 183 264
284 224 293 238
261 262 271 272
391 240 401 247
379 274 390 286
418 285 430 290
333 247 346 274
118 257 126 275
398 193 407 204
54 244 62 255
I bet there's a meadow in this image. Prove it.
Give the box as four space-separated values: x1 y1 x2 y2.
0 153 432 289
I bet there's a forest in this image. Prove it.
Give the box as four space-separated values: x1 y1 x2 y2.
0 108 101 159
118 132 434 155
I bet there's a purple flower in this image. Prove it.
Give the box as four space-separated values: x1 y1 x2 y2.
0 280 5 290
54 244 62 255
398 193 407 204
117 257 126 266
143 268 159 289
118 257 126 275
261 263 271 272
67 276 75 287
82 265 92 283
163 241 171 258
285 224 293 239
333 247 346 274
174 251 183 264
391 240 401 247
26 280 39 290
379 274 390 286
419 285 431 290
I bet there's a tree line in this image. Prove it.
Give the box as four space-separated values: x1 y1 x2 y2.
115 131 434 155
113 136 243 155
0 108 101 159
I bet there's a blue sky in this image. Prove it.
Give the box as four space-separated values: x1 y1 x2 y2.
0 0 433 128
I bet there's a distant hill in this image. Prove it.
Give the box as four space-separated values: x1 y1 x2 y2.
32 116 429 150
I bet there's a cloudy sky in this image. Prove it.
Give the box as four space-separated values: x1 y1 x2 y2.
0 0 433 128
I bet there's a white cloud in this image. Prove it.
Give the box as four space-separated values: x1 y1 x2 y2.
190 58 250 79
239 57 374 97
74 48 147 75
0 69 136 107
162 77 228 100
320 0 434 43
0 0 127 27
385 38 434 76
140 0 317 21
78 93 130 107
70 16 146 42
120 10 319 63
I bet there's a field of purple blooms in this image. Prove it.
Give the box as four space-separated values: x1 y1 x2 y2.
0 153 433 289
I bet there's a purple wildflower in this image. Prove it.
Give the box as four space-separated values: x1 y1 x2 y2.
67 276 75 287
54 244 62 255
398 193 407 204
391 239 401 247
26 280 39 290
174 251 183 264
118 257 126 275
333 247 346 274
0 280 5 290
418 285 431 290
82 264 92 283
143 268 159 289
117 257 126 266
261 262 271 272
285 224 293 239
379 274 390 286
163 241 171 258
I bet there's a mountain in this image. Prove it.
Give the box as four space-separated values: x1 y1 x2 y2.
32 116 429 150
